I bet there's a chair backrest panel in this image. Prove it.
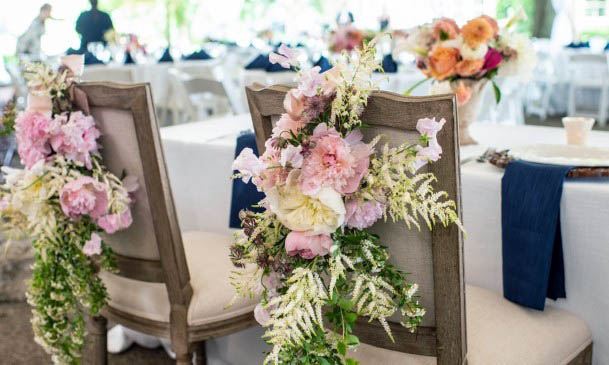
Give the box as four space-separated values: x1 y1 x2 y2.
76 82 191 304
246 84 465 364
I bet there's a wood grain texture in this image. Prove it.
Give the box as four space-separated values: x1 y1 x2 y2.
245 84 466 363
114 254 165 283
85 315 108 365
567 343 593 365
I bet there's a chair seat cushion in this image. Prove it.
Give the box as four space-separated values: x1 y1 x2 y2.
100 231 258 326
351 285 592 365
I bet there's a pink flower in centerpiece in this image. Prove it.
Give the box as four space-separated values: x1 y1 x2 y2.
60 176 109 220
269 44 300 69
283 89 304 119
483 48 503 71
232 148 265 183
344 198 385 229
416 117 446 139
455 82 473 106
49 111 101 169
271 113 306 139
298 66 323 97
280 144 303 168
299 124 372 196
83 233 102 256
285 231 333 259
15 111 53 168
433 18 460 40
97 209 133 234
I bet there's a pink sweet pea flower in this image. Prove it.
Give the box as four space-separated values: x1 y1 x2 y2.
416 117 446 139
283 89 304 119
83 233 102 256
232 148 265 183
60 54 85 77
483 48 503 71
271 113 306 139
298 66 323 97
254 303 272 326
60 176 109 220
97 209 133 234
414 139 443 171
344 198 385 229
269 44 300 69
285 231 333 259
49 111 101 169
279 144 303 168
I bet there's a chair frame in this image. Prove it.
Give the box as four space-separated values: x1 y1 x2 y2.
77 82 256 365
246 84 467 364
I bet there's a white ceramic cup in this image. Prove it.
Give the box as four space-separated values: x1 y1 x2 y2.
562 117 595 145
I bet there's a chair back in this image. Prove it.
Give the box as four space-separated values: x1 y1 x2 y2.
82 66 135 83
568 53 609 85
246 85 465 364
75 82 192 307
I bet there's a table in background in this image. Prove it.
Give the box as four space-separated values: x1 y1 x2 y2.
161 115 609 365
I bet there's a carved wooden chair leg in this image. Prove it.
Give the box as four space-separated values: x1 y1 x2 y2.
193 341 207 365
85 315 108 365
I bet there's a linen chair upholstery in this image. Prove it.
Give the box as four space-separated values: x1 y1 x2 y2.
82 66 135 83
76 82 257 365
246 84 593 365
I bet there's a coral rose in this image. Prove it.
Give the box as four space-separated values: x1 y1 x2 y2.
428 47 459 80
433 18 459 40
455 59 484 77
461 16 495 48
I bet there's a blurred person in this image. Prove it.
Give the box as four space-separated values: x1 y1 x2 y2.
16 3 53 59
75 0 114 51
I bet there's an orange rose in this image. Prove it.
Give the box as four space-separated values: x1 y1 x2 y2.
433 18 460 40
428 47 459 80
461 16 495 48
455 81 472 106
455 59 484 77
480 15 499 37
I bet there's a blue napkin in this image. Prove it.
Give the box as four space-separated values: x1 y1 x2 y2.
66 48 104 65
381 54 398 73
266 61 293 73
158 47 174 63
502 160 570 310
314 56 333 72
124 51 135 64
245 54 269 70
182 49 212 60
229 132 265 228
604 43 609 51
565 41 590 49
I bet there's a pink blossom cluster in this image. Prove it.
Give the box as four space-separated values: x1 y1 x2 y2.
15 110 100 169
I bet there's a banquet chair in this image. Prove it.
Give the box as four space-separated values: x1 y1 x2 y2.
246 84 593 365
82 66 135 84
567 53 608 126
76 82 258 365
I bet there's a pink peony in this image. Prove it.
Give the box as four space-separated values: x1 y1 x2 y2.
232 148 265 183
285 231 333 259
299 124 372 195
298 66 323 97
283 89 304 119
344 198 384 229
279 144 303 168
60 176 109 220
83 232 102 256
271 113 306 139
254 303 271 326
15 111 53 168
48 111 101 169
483 48 503 71
269 44 300 69
416 117 446 139
97 209 133 234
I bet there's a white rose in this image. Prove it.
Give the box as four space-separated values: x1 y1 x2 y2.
265 171 345 234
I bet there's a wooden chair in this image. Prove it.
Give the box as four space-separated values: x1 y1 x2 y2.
76 82 258 365
245 84 593 365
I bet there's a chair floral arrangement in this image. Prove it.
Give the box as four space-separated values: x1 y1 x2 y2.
0 56 137 364
394 13 536 145
230 39 462 364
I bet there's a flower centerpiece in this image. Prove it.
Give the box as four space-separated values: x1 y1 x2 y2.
0 55 137 364
230 40 462 364
329 25 365 54
394 13 536 145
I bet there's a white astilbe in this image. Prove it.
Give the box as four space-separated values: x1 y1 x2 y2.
351 273 398 341
263 268 328 365
227 266 262 307
23 62 69 98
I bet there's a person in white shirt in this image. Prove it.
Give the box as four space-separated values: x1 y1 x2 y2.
16 3 52 60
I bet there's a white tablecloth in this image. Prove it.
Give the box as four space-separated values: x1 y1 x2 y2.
160 116 609 365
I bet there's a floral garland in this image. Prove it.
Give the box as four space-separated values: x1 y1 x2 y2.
230 39 462 364
0 56 136 364
395 12 536 105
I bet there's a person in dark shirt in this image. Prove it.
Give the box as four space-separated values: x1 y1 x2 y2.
75 0 114 51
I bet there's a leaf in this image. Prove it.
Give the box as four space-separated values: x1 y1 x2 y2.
491 80 502 104
337 342 347 356
346 359 360 365
345 334 360 346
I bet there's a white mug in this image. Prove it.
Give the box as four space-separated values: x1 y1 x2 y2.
562 117 595 146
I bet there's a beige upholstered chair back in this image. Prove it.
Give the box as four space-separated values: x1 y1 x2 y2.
246 84 465 364
75 82 192 306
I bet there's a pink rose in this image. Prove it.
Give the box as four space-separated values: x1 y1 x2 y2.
26 93 53 118
83 233 102 256
298 66 323 97
60 54 85 77
254 303 272 326
48 111 101 169
15 111 53 168
483 48 503 71
416 117 446 139
344 198 384 229
97 209 133 234
232 148 265 183
283 89 304 119
285 231 333 259
60 176 109 220
269 44 300 69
